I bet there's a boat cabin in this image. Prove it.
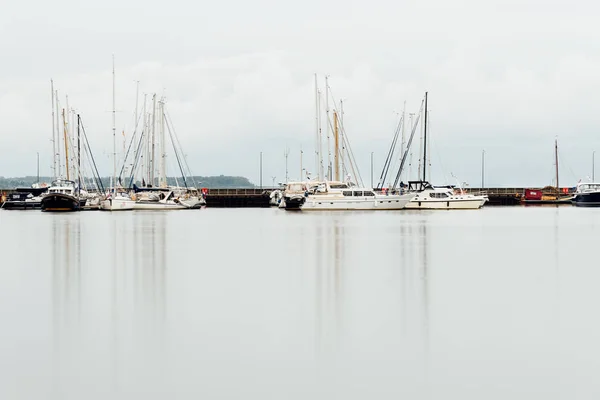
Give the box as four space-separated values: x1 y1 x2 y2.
576 183 600 193
48 180 77 195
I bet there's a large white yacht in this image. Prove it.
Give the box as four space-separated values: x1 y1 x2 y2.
404 181 488 209
299 181 415 211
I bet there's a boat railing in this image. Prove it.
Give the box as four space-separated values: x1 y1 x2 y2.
202 188 278 195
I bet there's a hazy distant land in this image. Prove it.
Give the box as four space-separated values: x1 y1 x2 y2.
0 175 255 189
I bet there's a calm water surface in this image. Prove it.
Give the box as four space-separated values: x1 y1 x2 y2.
1 206 599 399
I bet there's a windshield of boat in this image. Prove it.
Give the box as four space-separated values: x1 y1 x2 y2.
578 183 600 192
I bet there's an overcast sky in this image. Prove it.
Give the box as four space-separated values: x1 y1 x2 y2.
1 0 599 187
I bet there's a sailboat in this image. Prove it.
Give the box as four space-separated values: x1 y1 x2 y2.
100 57 135 211
41 108 83 212
122 94 202 210
403 92 488 209
295 76 415 211
522 138 573 205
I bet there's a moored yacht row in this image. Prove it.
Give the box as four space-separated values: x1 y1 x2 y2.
274 179 488 211
1 180 206 211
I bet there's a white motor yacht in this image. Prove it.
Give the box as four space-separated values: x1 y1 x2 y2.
299 181 415 211
403 181 487 209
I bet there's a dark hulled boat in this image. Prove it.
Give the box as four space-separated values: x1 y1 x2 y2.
2 187 48 210
41 180 81 212
572 182 600 207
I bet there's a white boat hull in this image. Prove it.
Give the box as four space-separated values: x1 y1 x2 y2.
405 197 486 209
133 201 188 210
301 194 414 210
100 198 135 211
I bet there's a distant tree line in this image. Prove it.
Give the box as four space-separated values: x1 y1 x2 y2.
0 175 255 189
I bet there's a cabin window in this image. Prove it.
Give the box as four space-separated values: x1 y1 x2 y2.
353 191 363 196
430 192 448 199
364 191 375 196
343 191 353 196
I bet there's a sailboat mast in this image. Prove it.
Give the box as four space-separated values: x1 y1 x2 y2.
62 108 70 180
66 95 70 178
300 147 303 181
340 99 345 177
51 80 56 180
325 75 331 180
112 56 117 193
151 94 156 186
77 115 81 197
334 110 339 181
314 74 321 181
159 97 166 187
55 91 61 178
423 91 429 182
555 138 559 191
141 94 147 185
400 100 406 183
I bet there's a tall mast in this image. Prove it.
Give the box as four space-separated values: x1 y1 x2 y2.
300 147 303 181
159 97 166 187
55 91 60 177
51 80 56 180
112 55 117 192
141 93 147 185
77 115 81 197
66 95 70 178
555 138 559 191
151 94 156 186
325 75 331 180
314 74 321 181
334 110 339 181
62 108 70 180
71 109 75 178
284 147 289 183
400 100 406 183
409 113 414 180
318 90 324 180
134 81 140 144
339 99 345 177
422 91 429 182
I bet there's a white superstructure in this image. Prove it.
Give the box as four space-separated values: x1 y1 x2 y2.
403 181 487 209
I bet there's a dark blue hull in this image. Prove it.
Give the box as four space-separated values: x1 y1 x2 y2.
283 196 305 210
2 201 41 210
573 192 600 207
41 194 81 212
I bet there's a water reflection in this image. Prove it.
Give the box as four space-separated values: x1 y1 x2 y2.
314 216 345 355
50 212 168 398
51 215 82 359
313 214 430 362
10 207 596 398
